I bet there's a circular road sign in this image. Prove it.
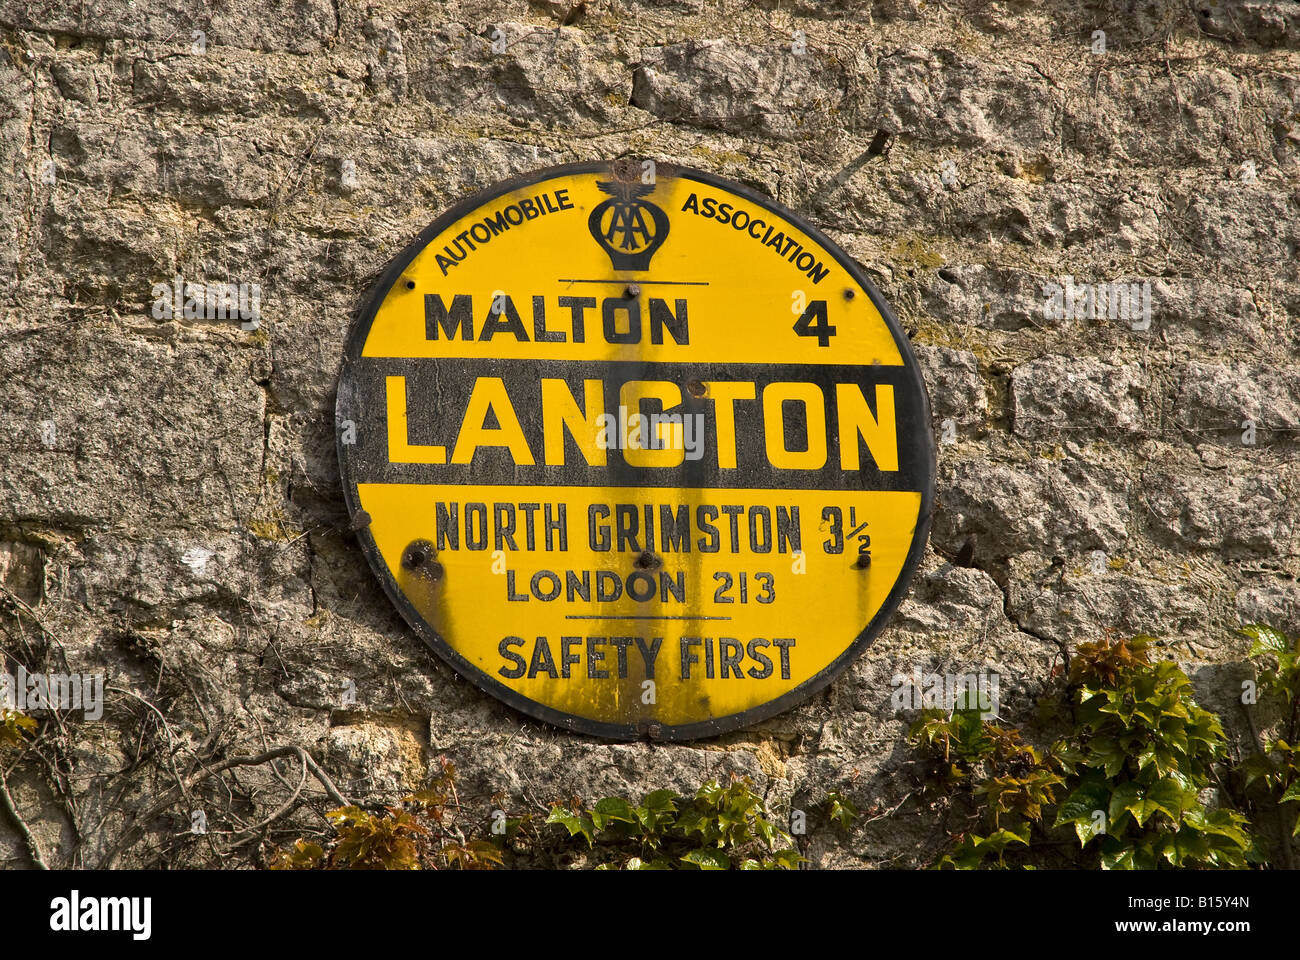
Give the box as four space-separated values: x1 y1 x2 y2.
336 159 935 741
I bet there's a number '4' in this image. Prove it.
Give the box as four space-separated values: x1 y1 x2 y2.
793 300 835 347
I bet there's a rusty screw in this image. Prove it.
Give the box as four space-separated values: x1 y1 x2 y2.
402 543 428 569
403 542 445 581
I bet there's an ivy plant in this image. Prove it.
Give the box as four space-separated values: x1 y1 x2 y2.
911 636 1256 869
546 777 802 870
1239 624 1300 841
271 760 513 870
1052 636 1253 869
0 708 36 748
272 768 799 871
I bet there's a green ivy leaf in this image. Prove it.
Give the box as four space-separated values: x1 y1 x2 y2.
1055 776 1111 845
939 835 987 870
1107 778 1189 829
974 827 1030 856
681 847 730 870
1241 752 1280 791
1184 808 1251 850
1241 624 1291 656
950 709 994 760
695 780 725 806
1156 828 1210 867
1084 736 1127 779
0 709 38 748
771 848 803 870
825 790 859 830
674 805 711 841
1145 776 1197 825
591 797 637 831
1135 744 1162 776
1099 836 1139 871
1107 782 1144 827
545 806 595 845
641 789 677 815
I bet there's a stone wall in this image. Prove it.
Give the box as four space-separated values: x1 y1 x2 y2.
1 0 1298 868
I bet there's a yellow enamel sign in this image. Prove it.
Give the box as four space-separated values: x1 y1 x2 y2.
337 160 935 740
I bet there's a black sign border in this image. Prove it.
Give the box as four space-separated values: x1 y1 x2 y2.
336 160 936 742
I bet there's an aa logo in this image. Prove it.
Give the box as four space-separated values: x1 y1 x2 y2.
588 181 669 270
